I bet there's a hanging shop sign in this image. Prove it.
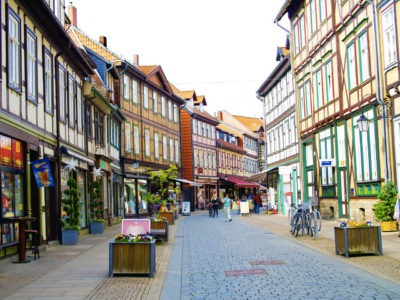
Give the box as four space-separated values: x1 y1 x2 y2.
31 157 55 187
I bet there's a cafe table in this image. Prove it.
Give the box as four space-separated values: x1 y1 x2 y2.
9 216 37 263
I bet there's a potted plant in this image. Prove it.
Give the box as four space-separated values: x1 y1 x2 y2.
109 233 156 277
61 175 80 245
147 165 178 224
374 180 399 232
89 180 104 234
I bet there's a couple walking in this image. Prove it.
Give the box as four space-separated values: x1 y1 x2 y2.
209 192 232 222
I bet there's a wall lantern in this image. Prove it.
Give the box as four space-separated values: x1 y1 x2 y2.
357 114 370 133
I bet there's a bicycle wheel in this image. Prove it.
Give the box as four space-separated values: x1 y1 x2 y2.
309 211 317 237
304 213 312 236
294 214 303 237
314 210 322 231
291 213 299 234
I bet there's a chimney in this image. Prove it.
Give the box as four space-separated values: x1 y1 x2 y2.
99 36 107 47
133 54 139 66
67 4 78 27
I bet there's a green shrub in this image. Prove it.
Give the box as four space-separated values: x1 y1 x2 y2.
374 180 398 222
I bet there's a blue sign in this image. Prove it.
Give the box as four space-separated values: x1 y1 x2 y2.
31 157 55 188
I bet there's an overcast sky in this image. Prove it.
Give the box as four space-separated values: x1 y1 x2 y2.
69 0 290 118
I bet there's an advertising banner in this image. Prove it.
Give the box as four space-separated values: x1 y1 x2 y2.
31 157 55 187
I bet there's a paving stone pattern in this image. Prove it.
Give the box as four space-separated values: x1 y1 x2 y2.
161 213 400 300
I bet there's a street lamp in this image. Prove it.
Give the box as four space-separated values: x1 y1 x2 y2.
357 114 370 133
132 160 139 169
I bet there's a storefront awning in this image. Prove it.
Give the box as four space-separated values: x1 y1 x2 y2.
224 175 261 188
60 146 94 165
175 178 203 187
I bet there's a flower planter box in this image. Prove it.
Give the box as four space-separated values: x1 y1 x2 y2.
62 229 79 245
150 220 169 242
89 222 104 234
159 212 174 225
109 241 156 277
334 226 382 257
380 221 398 232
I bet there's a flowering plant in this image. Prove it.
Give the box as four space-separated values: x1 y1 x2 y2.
339 220 372 228
114 233 153 243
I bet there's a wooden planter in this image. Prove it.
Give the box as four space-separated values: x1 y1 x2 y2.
150 220 169 242
380 221 398 232
109 241 156 277
334 226 382 257
159 211 174 225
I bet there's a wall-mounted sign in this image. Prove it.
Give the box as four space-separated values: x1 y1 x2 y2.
319 159 335 167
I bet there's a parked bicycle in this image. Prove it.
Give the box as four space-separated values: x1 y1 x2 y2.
289 203 322 238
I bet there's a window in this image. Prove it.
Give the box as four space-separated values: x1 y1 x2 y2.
315 68 323 108
59 66 66 122
85 103 92 138
153 91 158 113
44 49 53 112
161 96 166 117
346 42 356 89
175 139 179 163
299 81 311 119
8 8 21 91
319 128 334 185
162 135 168 161
133 125 140 155
358 31 370 83
354 110 378 182
154 132 159 159
144 86 149 109
94 110 99 142
325 60 333 102
125 122 131 152
132 79 138 104
110 119 120 148
173 104 178 123
319 0 326 22
68 75 76 127
26 28 37 102
94 110 104 145
309 0 317 34
77 85 82 131
382 7 397 66
169 138 174 162
145 129 150 157
123 75 129 100
168 101 172 120
193 119 197 134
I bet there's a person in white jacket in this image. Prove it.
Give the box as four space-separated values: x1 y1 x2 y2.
394 198 400 237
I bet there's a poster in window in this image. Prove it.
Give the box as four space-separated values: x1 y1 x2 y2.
13 140 23 169
0 135 12 166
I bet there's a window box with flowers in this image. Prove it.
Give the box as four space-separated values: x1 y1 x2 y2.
150 218 169 242
109 233 155 277
334 221 382 257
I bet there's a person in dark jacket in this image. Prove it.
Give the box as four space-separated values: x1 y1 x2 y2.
211 193 219 218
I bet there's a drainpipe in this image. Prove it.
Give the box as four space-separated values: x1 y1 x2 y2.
55 40 71 241
371 0 391 181
256 94 267 171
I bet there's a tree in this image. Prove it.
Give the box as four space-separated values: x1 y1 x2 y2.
374 180 398 222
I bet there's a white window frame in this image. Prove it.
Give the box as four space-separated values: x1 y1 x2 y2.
382 6 397 67
26 28 37 102
358 31 370 83
347 42 357 89
154 132 159 159
134 125 140 155
132 79 138 104
44 49 53 112
145 128 150 157
153 90 158 113
8 8 21 91
123 75 129 100
144 86 149 109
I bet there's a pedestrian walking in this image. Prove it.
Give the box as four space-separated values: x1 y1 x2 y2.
253 193 262 214
394 197 400 237
207 200 213 218
211 193 219 218
222 193 232 222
